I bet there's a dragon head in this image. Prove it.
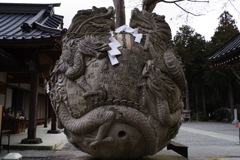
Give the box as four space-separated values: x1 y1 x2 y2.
64 6 115 41
130 8 172 40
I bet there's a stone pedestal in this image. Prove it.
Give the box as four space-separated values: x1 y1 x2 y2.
21 138 42 144
47 130 61 134
232 109 239 123
48 150 188 160
142 150 188 160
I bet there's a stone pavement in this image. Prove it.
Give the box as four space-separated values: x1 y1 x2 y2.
0 121 239 160
1 125 66 150
174 121 240 160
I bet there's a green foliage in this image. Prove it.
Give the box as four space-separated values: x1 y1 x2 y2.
191 114 196 120
173 10 240 119
203 11 240 113
198 112 209 121
191 112 209 121
173 25 207 86
174 25 208 115
214 107 231 122
174 25 207 78
211 11 239 49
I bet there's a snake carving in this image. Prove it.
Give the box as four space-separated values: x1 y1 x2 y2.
49 6 187 160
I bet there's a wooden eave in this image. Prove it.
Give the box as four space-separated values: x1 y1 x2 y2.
209 50 240 68
205 34 240 68
0 36 62 48
0 3 61 14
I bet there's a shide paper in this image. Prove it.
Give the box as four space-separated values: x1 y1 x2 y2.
108 25 143 65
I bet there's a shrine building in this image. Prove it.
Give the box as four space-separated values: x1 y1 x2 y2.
205 33 240 121
0 3 66 143
206 33 240 68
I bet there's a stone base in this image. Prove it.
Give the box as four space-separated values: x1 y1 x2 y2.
142 150 188 160
21 138 43 144
47 150 188 160
47 130 61 134
232 120 239 123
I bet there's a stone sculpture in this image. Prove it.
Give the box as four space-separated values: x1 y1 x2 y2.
49 6 187 160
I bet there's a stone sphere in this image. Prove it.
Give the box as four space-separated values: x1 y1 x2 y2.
76 122 147 160
49 6 186 160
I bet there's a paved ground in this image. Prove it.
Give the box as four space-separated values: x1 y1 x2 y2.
175 121 240 160
0 121 239 160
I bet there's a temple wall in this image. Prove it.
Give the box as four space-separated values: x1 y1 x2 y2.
0 72 47 119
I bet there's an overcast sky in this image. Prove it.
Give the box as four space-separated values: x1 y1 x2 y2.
1 0 240 40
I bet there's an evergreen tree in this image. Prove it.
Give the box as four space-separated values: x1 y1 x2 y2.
174 25 207 118
210 11 239 50
204 10 239 120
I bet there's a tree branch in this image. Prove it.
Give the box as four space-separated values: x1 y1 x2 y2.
174 2 205 16
162 0 209 3
143 0 209 13
228 0 240 15
113 0 126 27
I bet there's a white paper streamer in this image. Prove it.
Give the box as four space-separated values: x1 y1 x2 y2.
115 25 142 43
108 53 119 65
107 25 142 65
108 36 121 65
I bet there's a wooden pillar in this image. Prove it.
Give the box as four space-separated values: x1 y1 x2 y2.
47 104 60 134
228 76 234 121
44 96 49 128
21 72 42 144
28 72 38 139
51 108 57 130
0 105 3 149
185 84 190 111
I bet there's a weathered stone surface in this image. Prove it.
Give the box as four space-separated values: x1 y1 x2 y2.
49 6 187 160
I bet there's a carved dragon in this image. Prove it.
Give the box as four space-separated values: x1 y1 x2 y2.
131 8 186 139
51 7 114 102
130 8 186 93
50 73 158 155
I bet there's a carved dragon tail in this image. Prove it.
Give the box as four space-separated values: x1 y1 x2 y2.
163 46 187 92
57 102 115 135
57 102 159 155
157 99 182 128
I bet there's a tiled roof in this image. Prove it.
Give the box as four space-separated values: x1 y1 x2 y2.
0 3 65 40
206 34 240 61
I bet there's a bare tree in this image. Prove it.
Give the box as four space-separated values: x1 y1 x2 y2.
142 0 208 13
113 0 126 27
113 0 209 27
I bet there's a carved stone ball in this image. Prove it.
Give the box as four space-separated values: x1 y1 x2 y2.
76 122 147 160
49 6 186 160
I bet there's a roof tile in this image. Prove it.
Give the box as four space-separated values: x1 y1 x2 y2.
207 34 240 61
0 3 65 40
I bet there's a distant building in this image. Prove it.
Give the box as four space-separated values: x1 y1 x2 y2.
205 34 240 121
0 3 66 141
206 34 240 68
